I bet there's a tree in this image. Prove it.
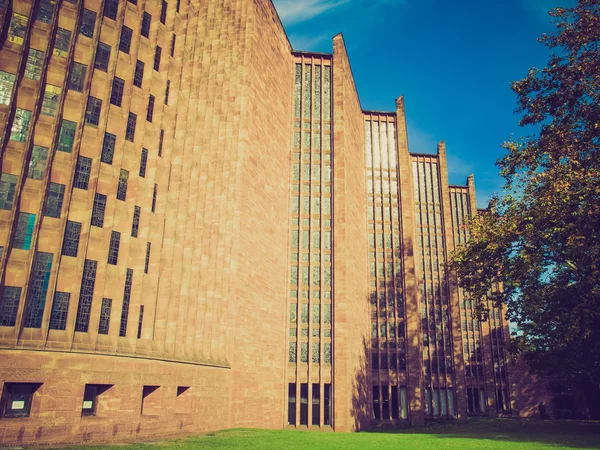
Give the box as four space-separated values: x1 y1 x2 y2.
447 0 600 398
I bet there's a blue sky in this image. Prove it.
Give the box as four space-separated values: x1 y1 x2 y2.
272 0 572 207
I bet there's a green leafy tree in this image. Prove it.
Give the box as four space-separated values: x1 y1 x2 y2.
448 0 600 394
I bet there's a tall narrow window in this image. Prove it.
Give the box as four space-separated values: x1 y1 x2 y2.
132 206 141 237
125 113 136 141
28 146 49 180
0 173 18 210
79 9 96 38
101 132 116 164
0 71 16 105
57 119 77 153
107 231 120 265
41 85 61 116
151 184 157 212
74 156 92 190
98 298 112 334
0 286 22 326
133 60 144 87
300 384 308 426
10 108 32 142
62 220 81 257
158 129 164 156
137 305 144 339
153 46 161 71
103 0 118 20
24 49 45 80
37 0 55 23
95 42 111 72
139 148 148 177
53 28 71 57
91 193 107 227
164 80 170 105
68 62 86 92
23 252 53 328
85 97 102 126
14 212 36 250
141 12 151 38
119 268 133 336
49 292 70 330
312 384 320 426
144 242 151 273
146 95 155 122
170 34 176 56
160 0 167 23
8 13 28 45
44 183 65 218
110 77 124 107
117 169 128 201
119 25 132 54
288 384 296 425
75 259 97 332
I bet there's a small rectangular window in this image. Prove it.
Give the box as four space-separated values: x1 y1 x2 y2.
160 0 167 24
103 0 118 20
132 205 141 238
1 383 41 418
75 259 97 332
44 182 65 218
68 62 86 92
133 60 144 87
153 46 161 71
0 286 22 326
164 80 170 105
0 71 16 105
158 129 164 157
125 113 136 141
170 34 176 56
146 95 154 122
62 220 81 257
151 184 157 212
141 384 160 415
8 13 28 45
81 384 111 416
57 119 77 153
119 25 132 54
85 97 102 126
53 28 71 57
137 305 144 338
94 42 111 72
74 156 92 190
0 173 18 210
41 84 61 116
24 252 53 328
80 9 96 38
141 12 151 38
24 49 45 80
98 298 112 334
117 169 128 201
14 212 36 250
10 108 32 142
101 132 116 164
110 77 124 107
36 0 55 23
49 291 70 330
91 193 107 227
27 145 49 180
119 268 133 336
144 242 151 273
139 148 148 177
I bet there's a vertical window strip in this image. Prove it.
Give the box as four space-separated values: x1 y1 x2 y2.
23 252 53 328
119 268 133 336
74 259 98 332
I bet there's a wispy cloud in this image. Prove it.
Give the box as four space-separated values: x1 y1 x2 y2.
288 32 330 51
446 154 475 183
406 122 437 154
273 0 350 25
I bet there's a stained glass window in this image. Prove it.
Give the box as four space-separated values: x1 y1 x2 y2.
74 259 97 332
98 298 112 334
23 252 53 328
44 183 65 218
28 146 49 180
10 108 32 142
49 292 70 330
0 71 16 105
119 268 134 336
0 286 22 326
14 213 36 250
62 220 81 257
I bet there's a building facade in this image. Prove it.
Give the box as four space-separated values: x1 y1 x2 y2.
0 0 515 445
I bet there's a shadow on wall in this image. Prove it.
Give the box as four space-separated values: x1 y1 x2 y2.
350 336 371 431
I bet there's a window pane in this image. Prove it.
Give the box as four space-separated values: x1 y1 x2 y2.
0 71 16 105
0 286 22 326
139 148 148 177
37 0 55 23
49 292 70 330
68 62 86 92
94 42 111 72
80 9 96 38
8 13 28 45
104 0 118 20
14 212 36 250
146 95 154 122
23 252 53 328
45 182 65 218
119 269 133 336
154 46 161 71
116 169 128 201
132 206 141 238
91 193 107 227
24 49 45 80
74 156 92 190
62 220 81 257
28 145 49 180
125 112 136 141
98 298 112 334
107 231 120 265
41 84 61 116
133 60 144 87
160 0 167 23
141 12 151 38
10 108 32 142
101 132 116 164
57 119 77 153
85 97 102 126
74 259 97 332
53 28 71 57
119 26 132 53
110 77 124 107
0 173 18 210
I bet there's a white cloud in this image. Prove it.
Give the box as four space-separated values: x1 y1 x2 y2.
406 122 437 154
446 154 475 182
288 32 330 51
273 0 350 25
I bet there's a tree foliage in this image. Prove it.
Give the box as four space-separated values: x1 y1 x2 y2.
448 0 600 387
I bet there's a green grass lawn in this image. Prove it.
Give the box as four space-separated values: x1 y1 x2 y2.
61 419 600 450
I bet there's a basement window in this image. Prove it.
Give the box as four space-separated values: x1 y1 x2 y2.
1 383 42 418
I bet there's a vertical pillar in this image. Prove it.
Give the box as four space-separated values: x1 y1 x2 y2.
395 97 425 426
437 141 468 421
